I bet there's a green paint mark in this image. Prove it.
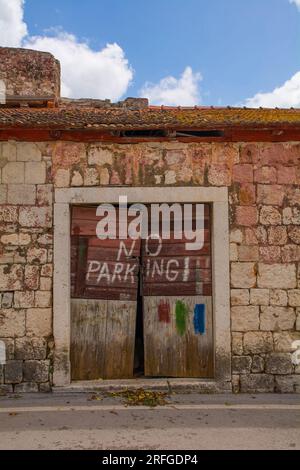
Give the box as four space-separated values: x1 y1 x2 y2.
175 301 188 336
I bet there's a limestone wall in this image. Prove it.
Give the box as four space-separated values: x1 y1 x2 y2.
0 140 299 392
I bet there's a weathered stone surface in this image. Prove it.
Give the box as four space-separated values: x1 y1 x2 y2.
8 184 36 205
231 289 249 306
14 291 35 308
275 375 300 393
1 292 13 308
250 289 269 306
277 166 297 184
2 162 24 184
273 332 300 352
257 264 296 289
238 245 259 261
0 206 18 222
0 264 23 290
265 353 293 374
244 227 267 245
283 207 300 225
84 167 99 186
54 169 70 187
260 206 281 225
230 243 238 261
231 375 240 393
0 309 25 337
19 207 52 228
37 185 53 207
24 265 39 290
208 165 231 186
23 360 49 383
40 277 52 291
254 166 277 184
27 247 47 264
257 185 284 206
14 382 39 393
270 289 288 306
15 337 47 360
4 361 23 384
25 162 46 184
251 355 265 373
289 227 300 245
282 245 300 263
268 226 287 245
231 263 256 288
288 290 300 307
0 184 7 204
259 246 281 264
238 183 256 207
233 164 253 183
235 206 258 226
40 264 52 277
231 332 243 355
35 291 52 308
88 146 113 166
26 308 52 337
231 306 259 332
1 142 17 162
230 229 243 244
243 332 273 354
16 143 42 162
240 374 274 393
232 356 252 374
260 306 296 331
71 170 83 187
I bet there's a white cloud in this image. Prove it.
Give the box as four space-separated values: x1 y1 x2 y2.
24 34 133 100
140 67 202 106
0 0 27 47
0 0 133 100
245 71 300 108
290 0 300 10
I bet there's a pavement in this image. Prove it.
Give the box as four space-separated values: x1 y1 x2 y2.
0 392 299 450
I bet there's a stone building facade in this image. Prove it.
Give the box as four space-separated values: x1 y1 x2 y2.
0 47 299 393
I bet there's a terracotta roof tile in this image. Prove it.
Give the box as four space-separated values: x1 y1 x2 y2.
1 106 300 130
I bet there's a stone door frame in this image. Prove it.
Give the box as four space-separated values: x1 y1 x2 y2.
53 187 231 390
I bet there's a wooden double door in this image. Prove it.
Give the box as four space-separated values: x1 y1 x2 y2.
70 205 214 380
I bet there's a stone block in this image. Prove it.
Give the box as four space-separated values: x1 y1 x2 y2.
35 291 52 308
54 169 70 188
231 263 256 288
257 264 296 289
265 353 293 374
2 162 24 184
260 206 282 225
240 374 274 393
0 309 25 337
257 185 284 206
231 306 259 332
25 162 46 184
275 375 300 393
7 184 36 205
254 166 277 184
233 164 253 183
238 245 259 261
232 332 243 355
17 143 42 162
14 291 35 308
88 146 113 166
0 206 18 222
15 337 47 360
23 360 49 383
71 170 83 187
251 355 265 373
0 184 7 204
243 332 273 354
270 289 288 306
288 290 300 307
231 289 249 306
4 361 23 384
235 206 258 226
250 289 269 306
37 185 53 207
19 207 52 228
268 226 287 245
273 332 300 352
0 264 23 290
232 356 252 374
259 246 281 263
1 293 13 309
14 382 39 393
260 307 296 331
26 308 52 337
27 247 47 264
277 166 297 184
230 229 243 244
24 265 39 290
84 168 99 186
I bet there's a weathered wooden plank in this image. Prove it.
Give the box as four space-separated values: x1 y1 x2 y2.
104 300 137 379
143 296 213 378
71 299 107 380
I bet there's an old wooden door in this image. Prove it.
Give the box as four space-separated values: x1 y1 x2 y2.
70 206 139 380
142 204 214 378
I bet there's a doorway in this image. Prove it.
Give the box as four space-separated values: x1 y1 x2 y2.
70 203 214 380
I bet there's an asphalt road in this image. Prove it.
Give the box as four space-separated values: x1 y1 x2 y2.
0 392 299 450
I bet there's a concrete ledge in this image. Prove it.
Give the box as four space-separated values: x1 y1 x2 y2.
53 378 232 394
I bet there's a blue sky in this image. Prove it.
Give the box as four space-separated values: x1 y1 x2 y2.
1 0 300 106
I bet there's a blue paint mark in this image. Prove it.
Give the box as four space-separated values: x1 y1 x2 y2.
193 304 206 335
